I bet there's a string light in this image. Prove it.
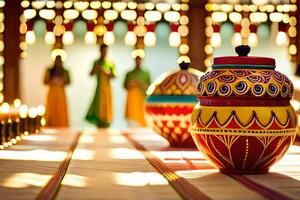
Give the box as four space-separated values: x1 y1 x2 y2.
144 23 156 47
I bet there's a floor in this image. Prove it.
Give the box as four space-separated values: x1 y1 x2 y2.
0 128 299 200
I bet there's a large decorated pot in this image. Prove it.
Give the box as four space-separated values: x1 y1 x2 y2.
191 45 297 174
146 61 203 147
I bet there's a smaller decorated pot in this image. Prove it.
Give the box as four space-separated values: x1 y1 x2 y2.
146 61 203 147
191 45 297 174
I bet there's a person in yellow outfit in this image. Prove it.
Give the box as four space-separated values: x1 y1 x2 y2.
44 55 70 127
124 53 151 127
86 44 116 128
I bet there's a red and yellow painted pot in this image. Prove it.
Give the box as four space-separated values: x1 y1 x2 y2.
191 45 298 174
146 62 203 147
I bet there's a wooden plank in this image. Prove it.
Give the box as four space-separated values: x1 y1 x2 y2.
0 128 79 200
57 129 180 200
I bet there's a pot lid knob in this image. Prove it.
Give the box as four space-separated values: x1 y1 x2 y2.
179 61 190 70
235 45 251 56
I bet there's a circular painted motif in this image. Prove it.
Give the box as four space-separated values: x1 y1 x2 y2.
234 81 248 95
197 82 205 95
252 84 265 96
218 84 232 96
281 83 289 97
268 83 279 97
206 81 217 95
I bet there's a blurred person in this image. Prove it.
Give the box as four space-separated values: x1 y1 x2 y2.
44 54 70 127
86 44 116 128
124 51 151 127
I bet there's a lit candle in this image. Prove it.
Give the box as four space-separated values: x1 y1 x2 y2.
36 105 45 132
19 105 28 135
28 107 37 133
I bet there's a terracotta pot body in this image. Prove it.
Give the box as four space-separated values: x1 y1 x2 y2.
146 64 203 147
191 46 297 174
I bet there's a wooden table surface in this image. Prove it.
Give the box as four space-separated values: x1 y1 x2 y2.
0 128 299 200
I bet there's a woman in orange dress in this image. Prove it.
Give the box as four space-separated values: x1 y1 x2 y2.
44 55 70 127
124 55 151 127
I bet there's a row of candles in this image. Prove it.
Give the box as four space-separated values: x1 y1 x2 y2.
0 99 46 150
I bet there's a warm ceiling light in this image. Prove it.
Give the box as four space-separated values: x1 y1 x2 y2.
136 16 145 26
282 4 290 12
63 1 73 9
82 10 98 20
24 9 37 19
290 5 297 12
211 12 227 22
31 1 45 9
220 4 233 12
251 0 268 5
266 5 275 12
128 2 137 9
249 5 258 12
39 9 56 20
90 1 101 9
74 1 89 11
249 12 267 23
172 3 181 11
55 1 63 9
145 2 154 10
229 12 242 23
180 15 189 25
121 10 137 21
270 12 283 22
104 10 118 20
113 2 127 12
102 1 112 9
164 11 180 22
46 1 55 8
145 11 162 22
137 3 145 10
179 44 189 54
21 0 30 8
134 25 146 37
63 10 79 20
180 3 189 11
156 3 171 12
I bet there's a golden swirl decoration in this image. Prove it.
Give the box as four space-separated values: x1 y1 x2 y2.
197 69 293 98
147 68 203 96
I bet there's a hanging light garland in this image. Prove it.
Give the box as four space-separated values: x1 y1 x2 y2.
62 21 74 45
85 21 97 45
203 0 298 68
124 22 137 46
231 24 242 47
19 0 192 65
25 20 36 45
211 24 221 48
276 22 289 47
144 23 156 47
248 24 258 48
103 21 115 46
169 22 181 47
45 21 55 45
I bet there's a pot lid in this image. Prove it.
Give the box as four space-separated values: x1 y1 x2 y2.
213 45 275 69
146 62 203 96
